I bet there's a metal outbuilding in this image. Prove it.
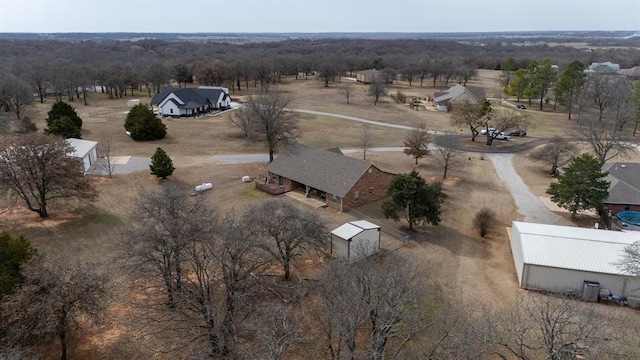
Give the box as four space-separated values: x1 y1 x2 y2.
66 138 98 174
510 221 640 305
330 220 381 263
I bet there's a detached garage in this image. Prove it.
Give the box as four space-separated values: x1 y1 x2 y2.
330 220 381 263
510 221 640 306
66 138 98 174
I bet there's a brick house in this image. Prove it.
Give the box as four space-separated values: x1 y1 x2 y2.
602 162 640 215
258 144 396 212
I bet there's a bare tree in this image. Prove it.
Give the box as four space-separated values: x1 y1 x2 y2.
0 255 110 360
473 207 496 238
360 125 374 160
0 74 33 120
247 200 326 281
249 304 304 360
229 105 256 138
431 134 463 179
244 91 298 162
98 138 118 178
620 241 640 275
403 125 431 165
450 99 492 142
339 82 354 104
123 183 212 307
369 78 386 106
485 109 528 146
529 136 577 175
0 134 97 218
317 255 434 360
577 73 634 163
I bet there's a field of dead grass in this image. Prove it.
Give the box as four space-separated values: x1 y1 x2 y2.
3 69 639 358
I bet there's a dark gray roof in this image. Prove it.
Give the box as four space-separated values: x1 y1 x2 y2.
150 86 229 108
267 144 387 197
467 86 485 101
602 162 640 205
325 147 344 155
433 84 485 104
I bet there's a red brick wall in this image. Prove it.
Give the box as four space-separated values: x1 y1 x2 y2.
604 203 640 216
342 166 396 210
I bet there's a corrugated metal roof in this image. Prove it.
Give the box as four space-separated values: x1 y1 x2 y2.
331 220 381 240
513 221 639 276
331 223 363 240
350 220 380 230
66 138 97 158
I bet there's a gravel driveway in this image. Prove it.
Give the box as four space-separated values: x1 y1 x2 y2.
487 153 570 225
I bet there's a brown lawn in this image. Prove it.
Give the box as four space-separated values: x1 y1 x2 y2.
2 70 639 358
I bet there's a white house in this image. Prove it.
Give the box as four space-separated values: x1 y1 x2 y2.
66 138 98 174
510 221 640 306
150 86 231 118
433 84 485 112
330 220 381 263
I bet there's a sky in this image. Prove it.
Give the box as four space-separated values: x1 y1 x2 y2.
0 0 638 33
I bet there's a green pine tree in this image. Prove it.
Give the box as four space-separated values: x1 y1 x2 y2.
44 116 82 138
46 101 82 129
0 231 38 299
546 153 610 218
149 147 175 180
124 104 167 141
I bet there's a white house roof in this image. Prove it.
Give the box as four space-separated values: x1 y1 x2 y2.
66 138 97 158
331 220 380 240
513 221 639 276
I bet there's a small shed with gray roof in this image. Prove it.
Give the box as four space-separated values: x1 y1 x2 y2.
66 138 98 174
602 162 640 216
331 220 381 263
433 84 485 112
260 144 396 212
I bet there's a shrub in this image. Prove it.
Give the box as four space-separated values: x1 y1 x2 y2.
473 207 496 237
44 116 81 138
46 101 82 129
124 104 167 141
0 231 38 299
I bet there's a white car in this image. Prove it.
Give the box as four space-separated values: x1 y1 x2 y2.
480 127 496 135
492 132 511 140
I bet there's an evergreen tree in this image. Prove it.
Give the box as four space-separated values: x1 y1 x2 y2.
149 147 174 180
46 101 82 129
546 153 610 218
44 115 82 138
382 170 445 230
555 60 585 119
0 231 38 299
124 104 167 141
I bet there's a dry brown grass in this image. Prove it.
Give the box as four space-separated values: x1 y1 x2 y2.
3 70 639 359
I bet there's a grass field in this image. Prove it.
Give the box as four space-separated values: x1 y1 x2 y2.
2 70 639 358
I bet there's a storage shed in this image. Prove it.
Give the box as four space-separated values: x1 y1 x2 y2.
330 220 381 263
66 138 98 174
510 221 640 306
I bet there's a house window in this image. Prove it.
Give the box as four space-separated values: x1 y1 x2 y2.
369 187 373 194
278 176 284 186
332 195 338 203
625 205 631 211
355 191 360 202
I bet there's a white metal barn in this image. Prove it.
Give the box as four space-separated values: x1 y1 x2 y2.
510 221 640 304
330 220 381 263
66 138 98 174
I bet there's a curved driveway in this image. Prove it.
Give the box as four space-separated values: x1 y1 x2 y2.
100 107 562 223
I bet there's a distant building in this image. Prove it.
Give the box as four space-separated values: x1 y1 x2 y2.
150 86 231 118
587 62 620 73
356 69 380 84
433 84 485 112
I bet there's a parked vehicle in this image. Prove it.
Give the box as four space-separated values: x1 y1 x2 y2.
493 132 511 140
516 104 526 109
509 129 527 136
480 127 496 135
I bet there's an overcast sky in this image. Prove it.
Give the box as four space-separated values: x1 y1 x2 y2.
0 0 638 33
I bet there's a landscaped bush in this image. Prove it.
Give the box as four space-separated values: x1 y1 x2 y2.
44 116 81 138
46 101 82 129
124 104 167 141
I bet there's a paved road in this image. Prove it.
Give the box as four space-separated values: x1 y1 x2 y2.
487 154 570 225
